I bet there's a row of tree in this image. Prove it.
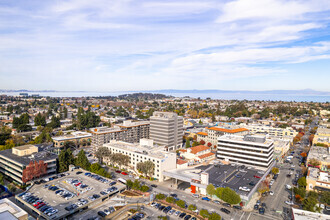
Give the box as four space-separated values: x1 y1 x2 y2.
126 179 149 192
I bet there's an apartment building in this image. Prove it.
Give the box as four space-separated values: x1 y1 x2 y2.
52 131 92 154
0 144 57 186
90 120 150 152
197 127 249 148
150 112 183 150
306 167 330 191
243 124 298 138
104 139 176 181
217 135 274 170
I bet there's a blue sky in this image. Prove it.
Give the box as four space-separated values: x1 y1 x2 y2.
0 0 330 92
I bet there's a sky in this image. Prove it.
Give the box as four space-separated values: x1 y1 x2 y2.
0 0 330 92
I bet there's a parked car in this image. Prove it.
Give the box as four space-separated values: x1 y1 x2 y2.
223 203 231 207
220 208 230 214
259 207 265 214
98 211 106 217
233 205 242 210
202 197 211 201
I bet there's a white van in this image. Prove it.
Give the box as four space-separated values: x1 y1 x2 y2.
193 194 199 198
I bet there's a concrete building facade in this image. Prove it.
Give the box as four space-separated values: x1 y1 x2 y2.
150 112 183 150
217 135 274 170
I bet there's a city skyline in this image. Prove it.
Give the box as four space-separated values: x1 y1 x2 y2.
1 0 330 92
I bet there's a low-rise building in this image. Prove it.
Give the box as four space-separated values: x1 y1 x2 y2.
243 124 298 138
0 198 28 220
0 144 57 186
313 127 330 147
52 131 92 154
197 127 249 148
217 135 274 170
307 145 330 171
179 145 215 163
306 167 330 191
272 137 292 161
104 139 176 181
292 207 329 220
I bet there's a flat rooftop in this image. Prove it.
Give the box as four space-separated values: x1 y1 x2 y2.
90 127 122 134
0 144 57 166
292 207 329 220
104 140 171 159
218 134 273 146
308 146 330 163
52 131 92 141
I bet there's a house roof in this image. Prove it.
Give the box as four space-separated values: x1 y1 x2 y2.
198 152 215 159
177 159 188 165
207 127 249 133
190 145 210 154
197 132 208 136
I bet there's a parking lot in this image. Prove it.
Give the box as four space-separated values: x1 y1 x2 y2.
207 163 265 196
15 168 125 219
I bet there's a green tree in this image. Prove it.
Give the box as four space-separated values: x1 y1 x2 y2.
0 126 12 145
294 187 306 198
126 179 133 189
75 150 90 170
297 177 307 187
58 148 74 173
209 212 221 220
218 187 241 205
17 124 32 132
140 185 149 192
192 141 199 147
0 173 4 185
188 204 197 211
8 184 16 193
90 163 101 173
303 196 318 212
200 209 209 218
207 184 216 196
34 130 52 144
215 187 224 199
136 161 155 178
155 193 165 200
48 116 60 128
319 191 330 205
176 200 185 208
185 138 190 148
166 196 175 204
34 113 46 126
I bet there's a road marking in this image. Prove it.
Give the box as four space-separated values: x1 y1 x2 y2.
246 212 252 220
239 212 245 220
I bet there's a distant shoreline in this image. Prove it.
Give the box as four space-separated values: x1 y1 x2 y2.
1 91 329 102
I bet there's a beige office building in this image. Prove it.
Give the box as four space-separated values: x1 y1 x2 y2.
150 112 183 150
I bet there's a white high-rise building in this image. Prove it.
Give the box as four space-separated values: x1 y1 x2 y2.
217 135 274 170
150 112 183 150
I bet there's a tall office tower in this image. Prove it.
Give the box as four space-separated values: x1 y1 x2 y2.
150 112 183 151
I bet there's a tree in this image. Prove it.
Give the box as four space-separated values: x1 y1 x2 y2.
90 163 101 173
75 150 90 170
217 187 241 204
176 200 185 208
200 209 209 218
155 193 165 200
206 184 216 196
294 187 306 198
34 113 46 126
17 124 32 132
126 179 133 189
319 191 330 205
185 138 190 148
271 167 279 175
209 212 221 220
207 142 212 147
300 152 307 158
188 204 197 211
166 196 175 204
58 148 74 173
0 173 4 185
192 141 199 147
8 184 16 193
303 196 318 212
200 140 205 145
140 185 149 192
34 130 52 144
95 147 111 164
137 161 155 178
0 126 12 145
48 116 60 128
297 177 307 187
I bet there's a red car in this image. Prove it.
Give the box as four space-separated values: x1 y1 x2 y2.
115 170 121 173
33 202 40 207
75 182 81 186
254 175 261 178
121 172 128 175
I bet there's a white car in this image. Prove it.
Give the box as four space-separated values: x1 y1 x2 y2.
291 165 295 168
150 202 156 207
168 210 175 215
285 200 294 205
193 194 199 198
286 185 292 190
175 211 181 216
269 191 274 196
